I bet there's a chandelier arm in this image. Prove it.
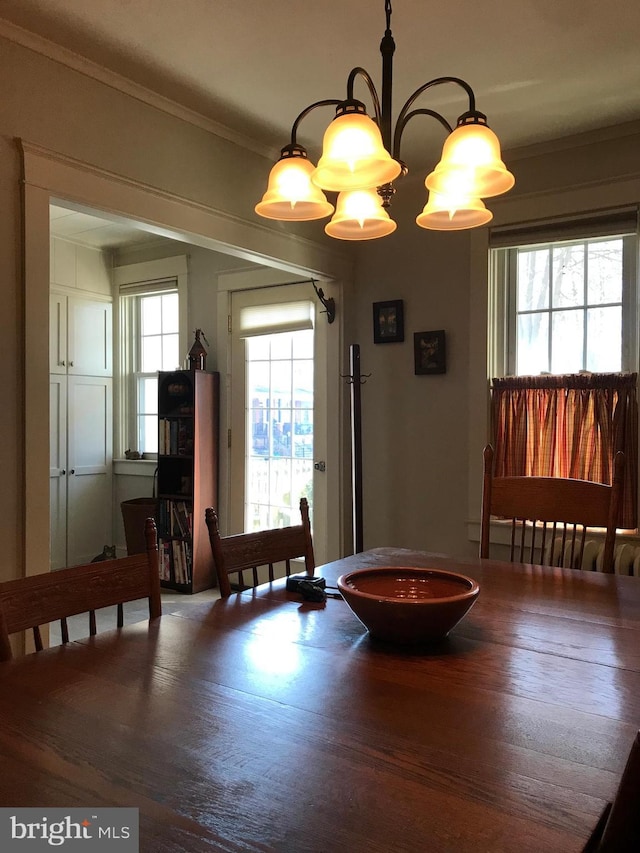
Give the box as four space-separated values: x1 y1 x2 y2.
290 99 343 146
346 67 383 127
395 76 476 140
392 109 453 162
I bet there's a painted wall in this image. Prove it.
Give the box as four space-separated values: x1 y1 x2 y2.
353 182 474 555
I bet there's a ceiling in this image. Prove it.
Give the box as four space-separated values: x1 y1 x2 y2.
2 0 640 180
49 204 163 249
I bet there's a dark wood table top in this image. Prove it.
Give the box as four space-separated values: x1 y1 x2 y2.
1 548 639 852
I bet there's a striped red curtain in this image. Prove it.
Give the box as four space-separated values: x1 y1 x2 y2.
491 373 638 528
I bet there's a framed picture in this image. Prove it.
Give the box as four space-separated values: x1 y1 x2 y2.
414 330 446 375
373 300 404 344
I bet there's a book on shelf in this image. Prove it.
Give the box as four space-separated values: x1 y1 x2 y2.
157 498 194 585
158 417 193 456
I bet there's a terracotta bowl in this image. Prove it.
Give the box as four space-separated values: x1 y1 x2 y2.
336 566 480 644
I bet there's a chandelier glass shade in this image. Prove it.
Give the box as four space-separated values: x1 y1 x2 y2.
325 188 397 240
312 108 402 192
416 191 492 231
255 1 514 240
254 149 334 221
425 119 515 199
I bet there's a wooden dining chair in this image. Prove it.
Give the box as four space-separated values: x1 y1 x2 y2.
480 445 625 573
205 498 315 597
582 730 640 851
0 518 161 662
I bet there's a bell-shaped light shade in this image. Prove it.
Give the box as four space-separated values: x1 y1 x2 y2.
426 122 515 199
325 188 397 241
416 191 493 231
312 112 402 192
255 155 334 221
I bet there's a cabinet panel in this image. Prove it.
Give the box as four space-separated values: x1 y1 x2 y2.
68 297 112 376
49 293 68 375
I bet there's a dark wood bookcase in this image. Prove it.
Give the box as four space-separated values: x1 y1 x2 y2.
157 369 219 593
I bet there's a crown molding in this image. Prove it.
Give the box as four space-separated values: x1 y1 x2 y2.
0 17 275 160
506 119 640 162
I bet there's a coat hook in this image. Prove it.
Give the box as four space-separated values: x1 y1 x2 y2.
340 372 372 385
312 280 336 324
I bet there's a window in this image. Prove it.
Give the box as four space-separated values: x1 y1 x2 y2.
120 287 179 455
490 210 638 377
487 213 639 529
512 237 626 374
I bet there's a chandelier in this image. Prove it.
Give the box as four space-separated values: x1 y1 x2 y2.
255 0 514 241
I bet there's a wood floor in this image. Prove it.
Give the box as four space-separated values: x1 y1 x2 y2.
48 587 220 645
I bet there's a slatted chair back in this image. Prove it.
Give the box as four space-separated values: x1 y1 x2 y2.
582 730 640 851
480 445 625 573
205 498 315 597
0 518 161 662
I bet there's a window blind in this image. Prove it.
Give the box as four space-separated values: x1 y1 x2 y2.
489 206 638 248
119 277 177 296
238 300 314 338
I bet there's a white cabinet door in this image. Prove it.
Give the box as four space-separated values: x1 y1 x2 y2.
49 293 68 375
67 297 112 377
66 376 113 566
49 375 67 569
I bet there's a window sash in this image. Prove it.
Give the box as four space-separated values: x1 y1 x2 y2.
493 233 636 376
120 285 178 456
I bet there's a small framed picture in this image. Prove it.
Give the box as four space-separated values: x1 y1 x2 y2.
414 330 446 375
373 300 404 344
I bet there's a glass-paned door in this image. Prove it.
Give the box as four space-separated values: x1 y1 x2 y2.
230 283 334 565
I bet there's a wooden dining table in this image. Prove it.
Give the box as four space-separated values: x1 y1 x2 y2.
1 547 639 852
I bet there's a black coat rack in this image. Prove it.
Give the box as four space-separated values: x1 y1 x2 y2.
343 344 371 553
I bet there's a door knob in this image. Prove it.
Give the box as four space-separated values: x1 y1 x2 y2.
314 461 326 472
69 469 75 475
60 469 66 475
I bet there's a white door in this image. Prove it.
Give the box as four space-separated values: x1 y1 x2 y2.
66 375 113 565
49 375 67 569
49 293 68 375
50 293 112 377
67 296 112 376
229 283 338 566
49 292 114 568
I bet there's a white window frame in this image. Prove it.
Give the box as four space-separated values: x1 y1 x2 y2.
489 213 639 378
113 256 188 459
127 288 180 454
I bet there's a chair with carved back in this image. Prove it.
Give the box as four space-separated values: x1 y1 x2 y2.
582 730 640 851
480 444 625 573
205 498 315 597
0 518 161 662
